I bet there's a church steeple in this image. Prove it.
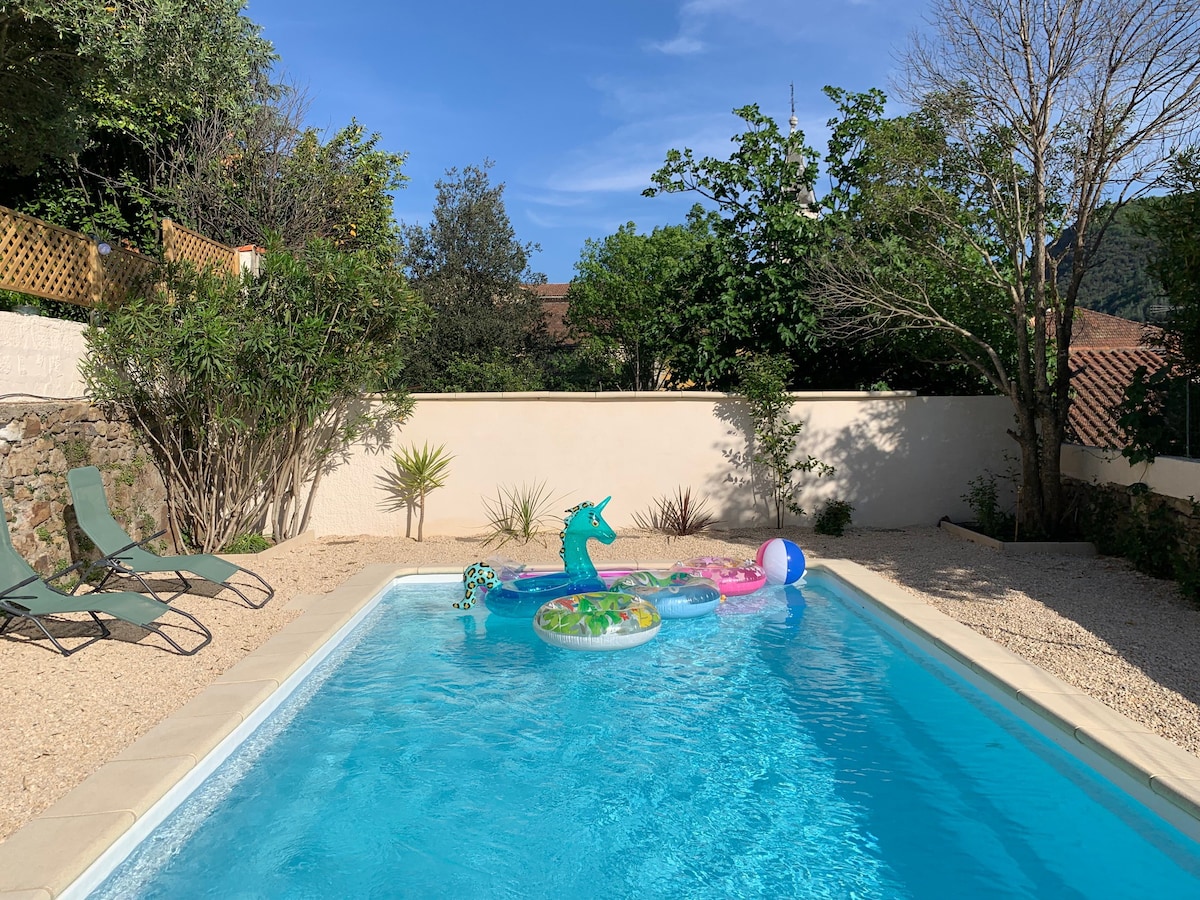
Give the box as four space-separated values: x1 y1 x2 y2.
786 83 817 213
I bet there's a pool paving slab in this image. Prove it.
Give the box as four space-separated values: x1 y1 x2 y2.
3 557 1200 897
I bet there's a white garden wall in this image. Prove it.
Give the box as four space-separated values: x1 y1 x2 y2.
0 317 1021 535
306 392 1016 537
0 310 89 399
1061 443 1200 503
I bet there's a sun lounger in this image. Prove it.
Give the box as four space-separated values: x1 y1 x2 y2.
67 466 275 608
0 498 211 656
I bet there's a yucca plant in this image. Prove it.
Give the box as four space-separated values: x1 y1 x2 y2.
390 442 454 541
481 481 561 547
631 486 717 539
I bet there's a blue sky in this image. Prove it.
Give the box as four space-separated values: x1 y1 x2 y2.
244 0 929 281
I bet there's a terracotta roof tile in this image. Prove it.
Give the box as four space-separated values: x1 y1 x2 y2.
526 282 570 300
541 299 570 339
1071 307 1150 349
1068 347 1164 448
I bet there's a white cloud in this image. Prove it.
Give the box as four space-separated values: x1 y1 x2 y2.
648 35 706 55
539 114 738 197
647 0 746 56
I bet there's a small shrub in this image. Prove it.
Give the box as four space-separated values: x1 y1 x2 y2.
739 353 834 527
962 473 1014 540
814 499 854 536
631 487 717 538
482 482 561 547
222 533 271 554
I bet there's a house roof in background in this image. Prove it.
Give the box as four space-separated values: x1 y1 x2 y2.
1071 307 1152 350
526 283 569 299
524 283 571 339
1067 309 1164 448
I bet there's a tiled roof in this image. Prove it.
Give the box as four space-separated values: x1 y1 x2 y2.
1066 309 1165 448
1068 347 1164 448
541 299 570 339
526 282 570 300
522 283 572 339
1071 307 1150 349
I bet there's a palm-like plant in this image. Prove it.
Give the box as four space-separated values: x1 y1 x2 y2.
631 486 717 539
390 442 454 541
481 481 561 547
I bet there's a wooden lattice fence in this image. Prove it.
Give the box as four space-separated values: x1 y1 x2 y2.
162 219 239 274
0 206 238 309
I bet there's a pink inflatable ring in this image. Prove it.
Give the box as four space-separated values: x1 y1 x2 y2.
671 556 766 596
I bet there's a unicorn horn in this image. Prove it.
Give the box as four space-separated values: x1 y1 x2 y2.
596 496 611 511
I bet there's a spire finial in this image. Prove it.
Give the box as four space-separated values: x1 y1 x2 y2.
789 82 798 133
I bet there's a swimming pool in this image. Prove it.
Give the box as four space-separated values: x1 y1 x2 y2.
88 571 1200 898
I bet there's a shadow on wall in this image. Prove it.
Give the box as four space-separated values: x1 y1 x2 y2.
704 395 1014 530
817 397 1013 528
818 399 906 526
711 398 769 526
708 397 914 529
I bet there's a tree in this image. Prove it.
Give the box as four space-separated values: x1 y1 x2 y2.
816 87 1018 390
0 0 275 245
1144 150 1200 381
82 242 431 551
812 0 1200 537
153 89 407 264
644 106 824 389
395 161 550 391
1117 148 1200 461
567 219 707 390
739 354 833 527
644 103 987 393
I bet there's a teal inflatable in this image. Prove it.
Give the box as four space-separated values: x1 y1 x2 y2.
608 571 722 618
457 498 617 618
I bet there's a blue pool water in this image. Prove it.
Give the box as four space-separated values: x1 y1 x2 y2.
93 574 1200 898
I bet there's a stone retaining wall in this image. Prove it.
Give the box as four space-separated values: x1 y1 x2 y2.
1064 477 1200 589
0 401 169 574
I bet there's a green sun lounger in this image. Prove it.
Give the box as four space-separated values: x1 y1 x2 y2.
0 499 211 656
67 466 275 609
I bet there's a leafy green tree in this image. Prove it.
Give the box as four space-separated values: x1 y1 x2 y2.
154 92 407 264
395 161 550 392
1144 150 1200 381
812 0 1200 537
644 105 823 388
82 242 431 550
816 86 1016 391
567 218 707 390
643 103 986 393
1117 149 1200 461
0 0 275 246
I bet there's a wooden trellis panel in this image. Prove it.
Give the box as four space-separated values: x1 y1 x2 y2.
100 246 159 306
0 206 237 309
0 205 100 306
162 219 238 273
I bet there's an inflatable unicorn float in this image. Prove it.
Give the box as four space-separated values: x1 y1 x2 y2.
454 497 727 650
457 497 617 619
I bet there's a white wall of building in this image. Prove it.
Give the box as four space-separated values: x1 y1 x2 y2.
0 310 89 399
307 392 1016 536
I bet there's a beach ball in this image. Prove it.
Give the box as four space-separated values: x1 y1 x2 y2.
756 538 806 585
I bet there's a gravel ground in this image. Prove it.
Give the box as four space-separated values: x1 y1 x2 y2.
3 524 1199 844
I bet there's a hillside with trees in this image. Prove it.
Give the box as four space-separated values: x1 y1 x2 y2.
1057 198 1167 322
